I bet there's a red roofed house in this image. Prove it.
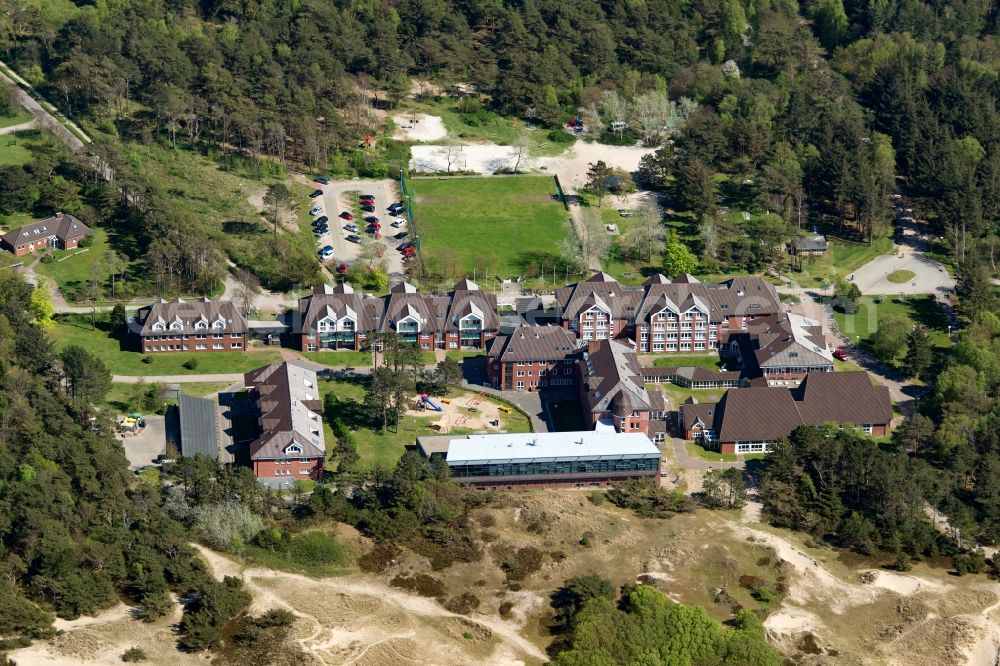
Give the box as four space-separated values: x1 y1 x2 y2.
1 213 92 256
243 361 326 481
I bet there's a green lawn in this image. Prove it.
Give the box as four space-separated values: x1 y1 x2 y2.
300 350 374 367
887 269 915 284
319 378 532 469
0 110 31 129
791 236 894 288
410 175 570 278
685 442 738 463
650 353 726 371
49 314 282 376
652 383 725 407
833 295 951 360
34 228 112 301
0 129 49 166
445 349 486 361
104 381 233 412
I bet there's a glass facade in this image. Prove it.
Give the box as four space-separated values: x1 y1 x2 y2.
449 455 659 479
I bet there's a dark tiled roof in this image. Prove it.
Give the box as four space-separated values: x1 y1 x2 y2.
682 401 718 431
791 371 893 427
299 283 382 333
794 234 828 251
244 362 326 460
445 279 499 331
488 325 580 362
136 298 248 336
1 213 92 248
179 394 218 459
581 340 651 414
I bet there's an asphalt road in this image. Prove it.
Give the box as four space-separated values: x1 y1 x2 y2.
311 178 406 277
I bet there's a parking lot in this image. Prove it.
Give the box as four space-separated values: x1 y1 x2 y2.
306 178 407 279
120 414 166 469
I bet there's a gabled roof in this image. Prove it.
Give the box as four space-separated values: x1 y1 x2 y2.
244 361 325 460
791 371 893 427
179 394 219 459
1 213 92 248
136 298 248 336
731 313 834 375
556 272 642 320
794 234 828 251
488 325 579 362
298 285 382 333
714 387 803 442
447 282 498 330
581 340 651 415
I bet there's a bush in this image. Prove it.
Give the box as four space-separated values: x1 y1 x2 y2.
390 573 446 599
580 531 595 547
288 531 351 566
606 480 694 518
182 358 199 370
750 586 779 604
587 491 605 506
179 577 252 651
39 252 54 264
953 551 987 576
893 553 912 572
121 647 147 662
498 601 514 619
192 502 264 551
547 129 577 144
141 356 153 364
445 592 481 615
492 543 546 582
598 127 642 145
358 542 401 573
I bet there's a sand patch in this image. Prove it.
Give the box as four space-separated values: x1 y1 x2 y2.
866 570 947 596
394 114 447 142
404 392 511 433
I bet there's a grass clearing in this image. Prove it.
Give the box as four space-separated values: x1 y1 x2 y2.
653 383 724 407
887 269 916 284
650 353 725 371
0 129 49 166
833 295 950 355
319 377 531 469
0 110 31 129
685 442 739 463
300 350 374 367
49 314 281 376
411 175 570 278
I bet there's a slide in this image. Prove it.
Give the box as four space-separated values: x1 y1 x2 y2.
421 393 443 412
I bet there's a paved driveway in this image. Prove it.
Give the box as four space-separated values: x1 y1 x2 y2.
313 178 406 277
851 250 955 298
120 414 166 469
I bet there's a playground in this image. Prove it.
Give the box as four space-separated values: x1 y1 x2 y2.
409 392 514 433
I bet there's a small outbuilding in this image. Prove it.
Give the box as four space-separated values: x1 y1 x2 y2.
791 233 828 256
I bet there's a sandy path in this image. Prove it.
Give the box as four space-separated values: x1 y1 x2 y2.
394 114 447 142
192 544 548 664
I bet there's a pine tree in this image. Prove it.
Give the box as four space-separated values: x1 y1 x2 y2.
903 325 933 380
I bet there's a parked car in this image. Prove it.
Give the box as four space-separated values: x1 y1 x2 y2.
309 189 324 198
833 349 848 361
344 223 358 232
314 227 328 237
346 234 362 243
395 231 408 240
391 218 407 228
309 205 324 216
364 215 379 224
360 193 376 201
402 246 416 257
319 245 334 259
314 176 330 185
361 204 376 213
313 215 329 225
388 202 404 215
339 211 354 220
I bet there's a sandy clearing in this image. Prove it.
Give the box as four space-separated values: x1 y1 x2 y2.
52 603 134 632
410 143 523 174
764 606 825 635
394 113 447 142
404 392 509 432
192 544 549 664
867 570 947 596
538 141 656 189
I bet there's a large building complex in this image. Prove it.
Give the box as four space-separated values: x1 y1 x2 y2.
577 340 668 439
486 325 580 390
556 272 781 353
131 298 248 353
417 431 661 488
243 362 326 481
295 279 498 352
680 371 893 454
726 312 834 386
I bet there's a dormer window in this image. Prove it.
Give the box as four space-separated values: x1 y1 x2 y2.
152 322 165 331
169 321 183 331
286 443 302 455
212 319 226 329
195 320 208 330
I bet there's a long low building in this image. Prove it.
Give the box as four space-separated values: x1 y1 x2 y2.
417 431 662 489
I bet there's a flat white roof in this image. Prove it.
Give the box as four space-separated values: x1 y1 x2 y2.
446 431 660 464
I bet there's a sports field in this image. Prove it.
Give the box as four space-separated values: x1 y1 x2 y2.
409 175 571 278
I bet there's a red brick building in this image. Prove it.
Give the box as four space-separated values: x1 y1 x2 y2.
486 325 580 390
679 371 893 454
297 283 382 352
556 272 781 354
131 298 248 353
1 213 92 256
244 362 326 481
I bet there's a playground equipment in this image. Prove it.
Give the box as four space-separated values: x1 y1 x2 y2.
441 398 452 404
498 405 512 414
421 393 443 412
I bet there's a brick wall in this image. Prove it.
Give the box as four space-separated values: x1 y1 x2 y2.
140 333 247 353
253 458 324 480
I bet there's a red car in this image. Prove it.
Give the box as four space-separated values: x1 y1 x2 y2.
402 246 415 257
339 211 354 221
833 349 848 361
336 263 348 275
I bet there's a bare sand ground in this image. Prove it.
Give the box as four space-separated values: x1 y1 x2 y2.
393 114 447 142
404 392 509 432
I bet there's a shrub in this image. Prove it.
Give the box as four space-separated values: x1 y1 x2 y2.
587 491 606 506
288 531 351 566
182 358 199 370
498 601 514 619
390 573 446 599
547 129 576 144
492 543 546 582
39 252 54 264
445 592 481 615
121 647 147 662
580 531 595 547
358 542 401 573
750 586 779 604
191 502 264 551
598 127 642 145
953 551 987 576
893 553 912 572
141 356 153 364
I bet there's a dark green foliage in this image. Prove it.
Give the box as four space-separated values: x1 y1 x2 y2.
550 574 615 631
606 480 694 518
444 592 481 615
178 576 252 651
287 531 351 567
0 271 211 648
120 647 147 662
390 573 446 599
550 584 782 665
701 468 747 509
903 325 933 380
491 543 546 582
60 344 112 403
